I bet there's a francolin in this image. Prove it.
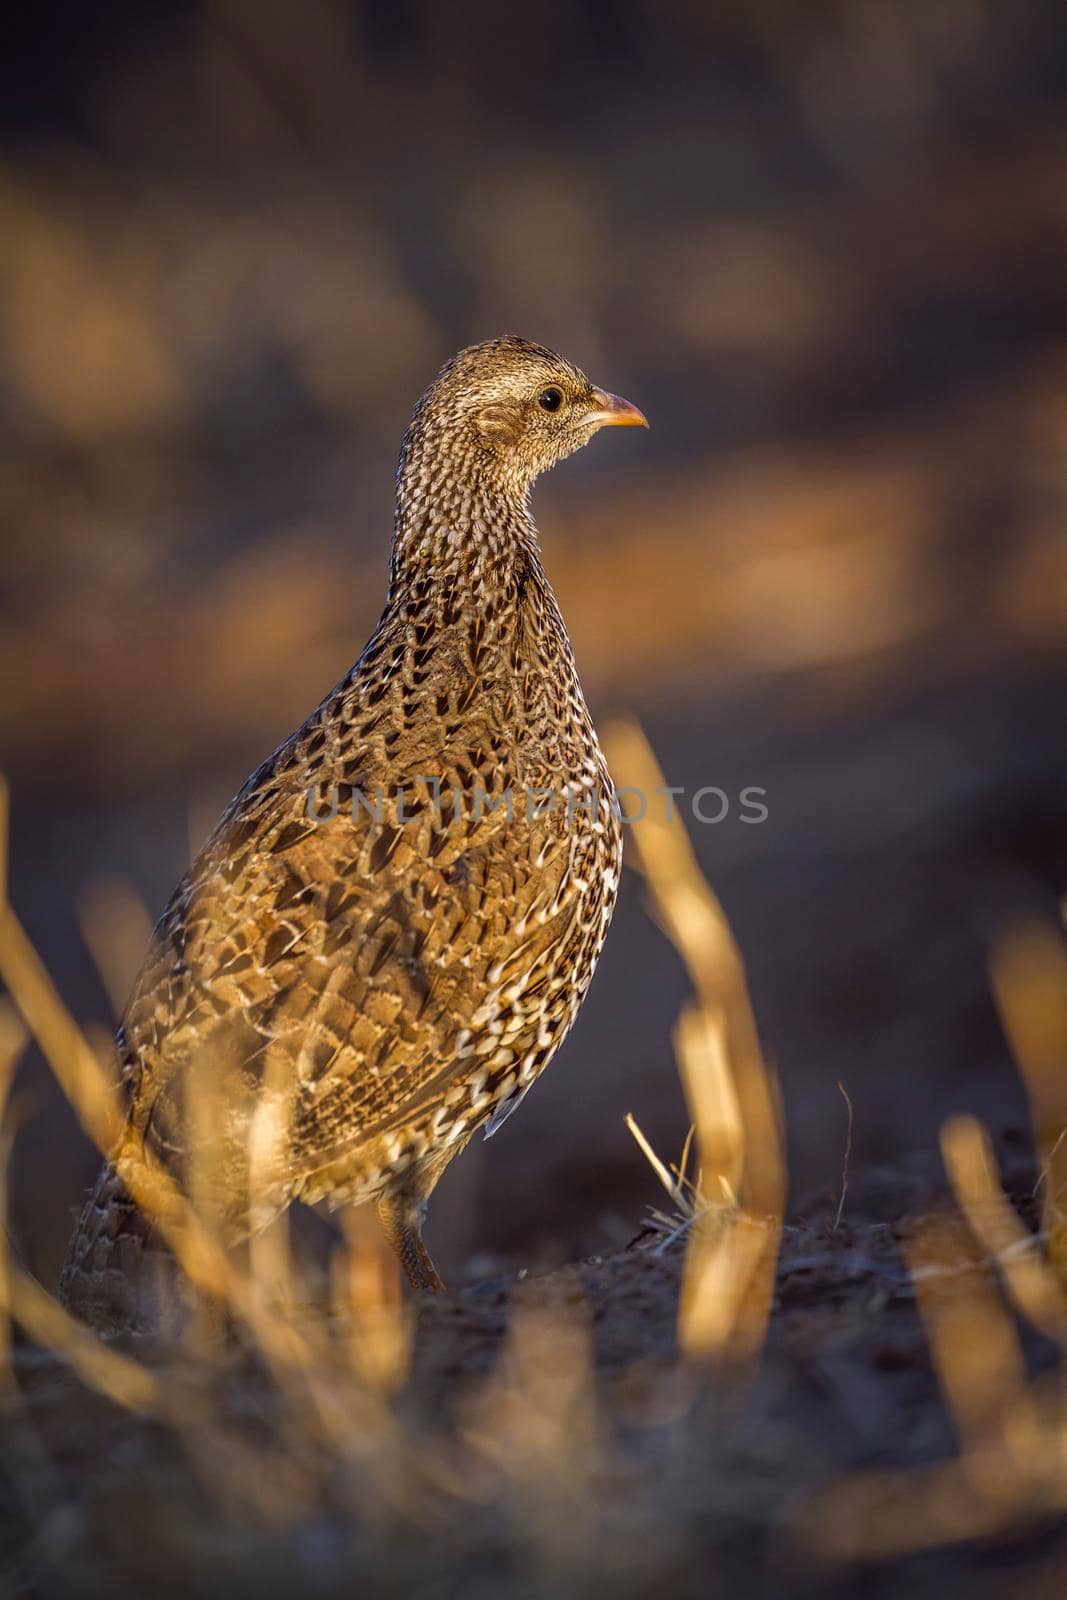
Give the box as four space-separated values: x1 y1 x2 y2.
61 337 647 1326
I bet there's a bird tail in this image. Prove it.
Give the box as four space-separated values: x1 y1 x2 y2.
59 1160 170 1336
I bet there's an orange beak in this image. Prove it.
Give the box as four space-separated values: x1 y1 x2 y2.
586 388 649 429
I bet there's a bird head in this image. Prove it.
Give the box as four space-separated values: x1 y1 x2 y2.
404 337 648 497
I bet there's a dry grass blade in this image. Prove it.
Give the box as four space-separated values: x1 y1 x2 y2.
604 723 783 1218
605 721 784 1364
807 1435 1067 1559
332 1208 411 1395
990 922 1067 1265
463 1279 600 1556
941 1114 1067 1339
804 927 1067 1561
77 876 154 1020
675 1000 743 1207
807 1203 1065 1558
680 1210 778 1363
0 777 316 1374
625 1111 692 1217
909 1217 1037 1463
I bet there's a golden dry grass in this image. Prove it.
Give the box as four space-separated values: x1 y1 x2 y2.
0 726 1066 1590
0 730 784 1568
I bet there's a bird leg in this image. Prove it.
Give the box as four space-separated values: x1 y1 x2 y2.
374 1135 471 1293
375 1187 445 1294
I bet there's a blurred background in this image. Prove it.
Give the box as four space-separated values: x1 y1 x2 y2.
3 0 1067 1287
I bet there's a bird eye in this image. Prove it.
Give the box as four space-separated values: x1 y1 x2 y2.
538 387 564 412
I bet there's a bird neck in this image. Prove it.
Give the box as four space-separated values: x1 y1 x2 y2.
387 422 538 607
383 424 589 741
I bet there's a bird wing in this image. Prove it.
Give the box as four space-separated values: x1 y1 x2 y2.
118 664 576 1202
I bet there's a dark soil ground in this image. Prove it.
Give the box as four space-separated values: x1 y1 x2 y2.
3 1159 1065 1600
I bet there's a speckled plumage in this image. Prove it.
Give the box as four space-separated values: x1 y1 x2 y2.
61 337 646 1324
